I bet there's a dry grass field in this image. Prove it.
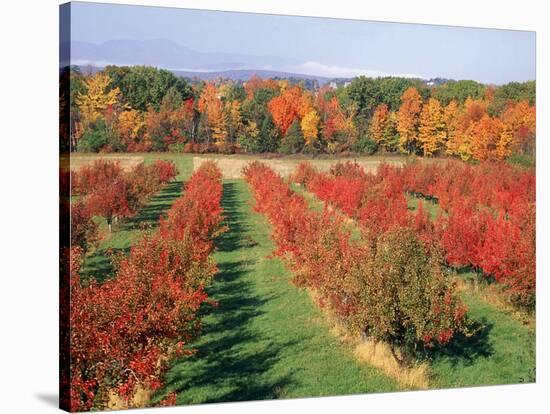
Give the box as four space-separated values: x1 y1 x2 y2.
61 153 145 171
192 154 406 178
63 152 409 177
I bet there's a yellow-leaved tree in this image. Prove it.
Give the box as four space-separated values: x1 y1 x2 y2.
418 98 446 156
496 124 514 159
443 100 461 156
117 109 146 151
76 73 121 126
225 100 243 144
301 109 320 147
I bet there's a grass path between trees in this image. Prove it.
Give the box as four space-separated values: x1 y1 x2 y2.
157 179 398 405
292 184 535 388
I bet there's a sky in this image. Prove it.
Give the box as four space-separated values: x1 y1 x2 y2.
67 1 536 84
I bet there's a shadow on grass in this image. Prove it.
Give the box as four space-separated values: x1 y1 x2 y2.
216 182 257 252
159 181 295 404
128 180 183 228
422 318 494 367
407 191 439 203
80 249 125 284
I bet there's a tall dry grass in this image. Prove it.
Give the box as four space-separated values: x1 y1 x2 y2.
309 291 430 390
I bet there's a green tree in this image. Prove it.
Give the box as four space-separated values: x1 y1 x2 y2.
354 133 378 155
347 76 424 120
489 81 536 116
358 228 467 366
60 66 85 151
382 112 400 152
241 87 280 126
432 80 486 106
160 86 183 112
279 119 304 154
225 83 247 102
258 114 280 152
78 117 122 152
103 65 192 111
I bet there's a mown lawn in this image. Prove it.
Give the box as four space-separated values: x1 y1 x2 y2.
156 179 397 404
427 292 535 387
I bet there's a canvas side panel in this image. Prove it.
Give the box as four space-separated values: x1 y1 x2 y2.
59 2 71 412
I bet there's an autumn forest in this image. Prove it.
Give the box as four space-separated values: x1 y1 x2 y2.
61 65 535 163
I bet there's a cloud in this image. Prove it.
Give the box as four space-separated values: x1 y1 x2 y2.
289 61 424 79
67 57 425 81
70 59 131 68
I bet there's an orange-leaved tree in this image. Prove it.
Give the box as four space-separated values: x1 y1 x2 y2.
443 100 461 156
501 100 536 155
267 86 304 136
396 87 423 154
198 83 228 145
370 103 389 149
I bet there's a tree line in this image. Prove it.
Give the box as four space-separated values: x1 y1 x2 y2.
60 65 535 161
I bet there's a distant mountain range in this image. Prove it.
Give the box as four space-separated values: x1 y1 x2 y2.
171 69 330 83
65 39 447 86
69 39 300 72
73 64 333 86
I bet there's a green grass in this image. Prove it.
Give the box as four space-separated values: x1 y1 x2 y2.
428 292 535 387
290 183 324 212
406 194 441 220
81 154 194 282
157 180 397 405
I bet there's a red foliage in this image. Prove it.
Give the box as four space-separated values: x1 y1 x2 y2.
69 161 224 411
290 162 317 187
152 159 178 183
303 162 411 240
85 177 135 228
401 160 535 306
72 160 124 196
244 162 466 364
436 201 489 269
72 160 178 231
69 199 99 252
292 159 534 307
